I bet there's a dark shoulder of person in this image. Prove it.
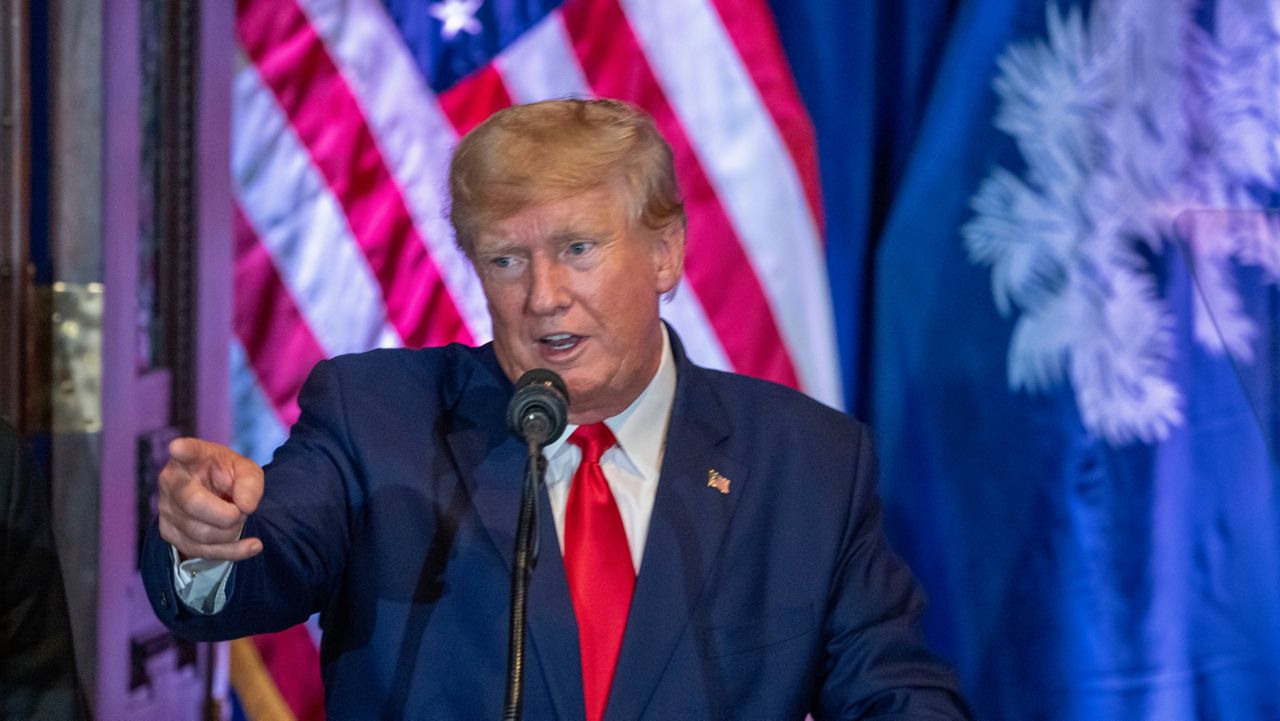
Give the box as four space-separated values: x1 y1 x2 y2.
1 419 89 721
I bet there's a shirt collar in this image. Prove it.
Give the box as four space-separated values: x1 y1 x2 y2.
544 326 677 480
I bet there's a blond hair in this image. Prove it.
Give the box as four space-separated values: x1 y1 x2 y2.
448 98 685 255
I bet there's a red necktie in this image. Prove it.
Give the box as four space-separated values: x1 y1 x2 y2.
564 423 634 721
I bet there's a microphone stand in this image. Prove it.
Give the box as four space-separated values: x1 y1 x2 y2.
503 436 545 721
501 369 567 721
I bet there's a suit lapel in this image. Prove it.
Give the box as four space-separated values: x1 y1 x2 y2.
606 349 747 720
443 347 585 719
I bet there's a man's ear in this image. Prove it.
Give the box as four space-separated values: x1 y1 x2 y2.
653 223 685 294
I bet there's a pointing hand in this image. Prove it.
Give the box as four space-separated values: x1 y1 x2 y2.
157 437 265 562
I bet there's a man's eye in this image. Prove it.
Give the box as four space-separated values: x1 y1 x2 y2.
491 256 513 268
567 242 591 256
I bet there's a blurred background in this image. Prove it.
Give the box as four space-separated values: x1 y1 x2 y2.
2 0 1278 719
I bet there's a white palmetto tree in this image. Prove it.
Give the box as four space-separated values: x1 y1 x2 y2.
963 0 1280 445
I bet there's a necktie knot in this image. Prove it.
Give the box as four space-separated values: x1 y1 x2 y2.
569 423 616 464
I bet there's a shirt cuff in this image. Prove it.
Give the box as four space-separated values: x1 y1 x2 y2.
170 546 235 615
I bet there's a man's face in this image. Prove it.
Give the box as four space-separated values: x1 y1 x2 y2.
472 187 684 424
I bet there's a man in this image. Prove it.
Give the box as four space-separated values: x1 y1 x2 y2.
1 419 87 720
143 99 970 719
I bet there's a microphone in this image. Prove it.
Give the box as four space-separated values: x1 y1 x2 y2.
506 369 569 447
503 369 568 720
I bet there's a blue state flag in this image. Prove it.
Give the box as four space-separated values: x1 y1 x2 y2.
775 0 1280 718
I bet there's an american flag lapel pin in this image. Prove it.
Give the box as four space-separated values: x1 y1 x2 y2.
707 469 731 495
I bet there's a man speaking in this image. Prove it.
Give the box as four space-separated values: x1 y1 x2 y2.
143 99 969 719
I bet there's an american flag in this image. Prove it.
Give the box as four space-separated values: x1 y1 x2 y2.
228 0 839 716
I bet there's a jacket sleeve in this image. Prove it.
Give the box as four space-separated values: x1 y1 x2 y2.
142 358 360 641
814 424 973 720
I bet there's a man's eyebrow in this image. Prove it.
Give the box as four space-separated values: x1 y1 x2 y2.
474 239 524 255
552 228 614 243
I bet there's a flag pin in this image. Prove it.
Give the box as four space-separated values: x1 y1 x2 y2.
707 469 731 495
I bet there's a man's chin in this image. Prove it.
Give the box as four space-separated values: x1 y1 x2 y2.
563 379 616 423
561 374 597 406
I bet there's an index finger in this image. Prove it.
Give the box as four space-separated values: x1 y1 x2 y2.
167 437 214 467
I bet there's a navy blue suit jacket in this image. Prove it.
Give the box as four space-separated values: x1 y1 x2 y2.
143 335 968 719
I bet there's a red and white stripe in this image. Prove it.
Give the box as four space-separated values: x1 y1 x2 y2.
293 0 493 336
232 0 841 459
618 0 839 403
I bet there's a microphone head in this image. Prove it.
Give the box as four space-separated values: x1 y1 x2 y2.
507 369 570 446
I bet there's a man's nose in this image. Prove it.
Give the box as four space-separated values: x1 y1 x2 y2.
527 257 570 315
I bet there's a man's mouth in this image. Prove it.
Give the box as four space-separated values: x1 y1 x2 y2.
539 333 583 352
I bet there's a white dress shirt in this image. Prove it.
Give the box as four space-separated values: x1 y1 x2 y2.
174 328 677 612
542 327 676 572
